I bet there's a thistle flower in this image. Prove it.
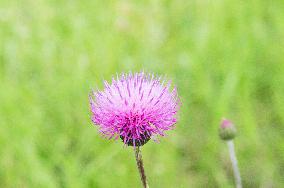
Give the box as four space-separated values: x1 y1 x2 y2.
219 118 242 188
219 118 237 141
89 72 180 147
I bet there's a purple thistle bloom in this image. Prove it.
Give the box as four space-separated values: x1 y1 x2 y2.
89 72 180 146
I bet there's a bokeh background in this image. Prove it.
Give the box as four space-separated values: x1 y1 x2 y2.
1 0 284 187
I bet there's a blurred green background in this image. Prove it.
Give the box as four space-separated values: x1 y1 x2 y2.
0 0 284 187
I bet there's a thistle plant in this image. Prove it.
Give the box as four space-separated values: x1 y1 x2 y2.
219 118 242 188
89 72 179 188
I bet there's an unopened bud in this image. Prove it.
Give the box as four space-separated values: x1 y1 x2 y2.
219 118 237 140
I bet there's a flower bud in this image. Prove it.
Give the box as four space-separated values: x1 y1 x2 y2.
219 118 237 140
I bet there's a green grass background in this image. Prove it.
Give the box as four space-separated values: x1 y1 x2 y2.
1 0 284 187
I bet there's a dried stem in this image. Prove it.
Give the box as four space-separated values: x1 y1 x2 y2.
134 146 149 188
227 140 242 188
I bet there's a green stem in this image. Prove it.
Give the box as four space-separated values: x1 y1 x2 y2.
227 140 242 188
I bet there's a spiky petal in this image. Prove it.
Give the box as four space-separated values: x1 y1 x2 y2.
89 72 180 146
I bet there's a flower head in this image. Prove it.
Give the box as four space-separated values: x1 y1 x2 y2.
89 72 180 146
219 118 237 140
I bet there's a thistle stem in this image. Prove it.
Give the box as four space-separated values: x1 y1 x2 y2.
227 140 242 188
134 146 149 188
